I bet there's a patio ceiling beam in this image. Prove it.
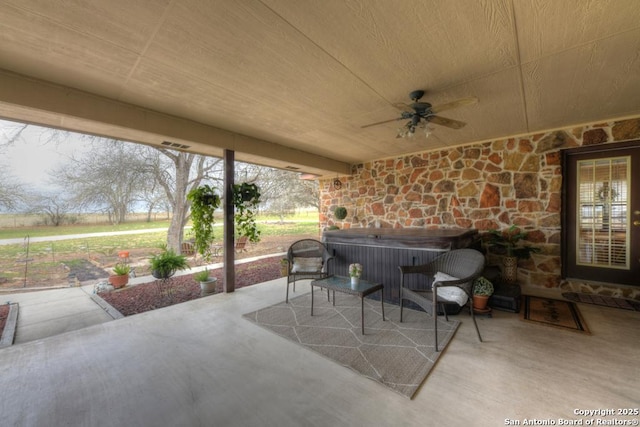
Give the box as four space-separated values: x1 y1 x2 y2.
0 69 350 177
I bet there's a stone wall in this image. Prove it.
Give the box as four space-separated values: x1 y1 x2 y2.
319 117 640 289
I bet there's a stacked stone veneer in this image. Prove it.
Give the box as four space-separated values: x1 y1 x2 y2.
320 117 640 289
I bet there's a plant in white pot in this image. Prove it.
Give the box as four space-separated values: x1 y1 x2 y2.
349 263 362 287
193 268 217 295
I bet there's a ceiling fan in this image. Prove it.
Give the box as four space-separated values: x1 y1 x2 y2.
362 90 478 138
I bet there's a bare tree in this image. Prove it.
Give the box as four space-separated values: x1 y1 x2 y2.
0 119 28 147
139 147 223 251
26 191 76 226
50 140 149 224
257 169 319 221
0 120 29 211
0 174 24 211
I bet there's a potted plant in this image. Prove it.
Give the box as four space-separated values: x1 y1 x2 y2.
472 276 494 310
149 247 190 279
193 268 217 295
349 263 362 287
280 258 289 277
187 185 221 262
334 206 347 220
232 182 261 243
108 263 130 289
485 225 540 284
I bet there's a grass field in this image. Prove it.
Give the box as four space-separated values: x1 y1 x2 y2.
0 212 321 287
0 211 319 239
0 216 319 255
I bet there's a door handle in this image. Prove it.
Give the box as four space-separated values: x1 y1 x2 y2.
634 220 640 226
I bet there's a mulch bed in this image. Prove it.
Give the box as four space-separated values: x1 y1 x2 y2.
0 304 8 339
63 259 110 282
98 256 283 316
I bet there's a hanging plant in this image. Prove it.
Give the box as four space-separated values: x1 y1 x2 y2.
187 185 221 261
334 206 348 220
232 182 261 243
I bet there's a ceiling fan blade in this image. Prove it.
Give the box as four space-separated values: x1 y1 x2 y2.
361 117 403 128
431 97 478 114
393 102 414 113
428 115 467 129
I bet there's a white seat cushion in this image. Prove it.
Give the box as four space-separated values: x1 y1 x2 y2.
291 257 323 273
433 272 469 306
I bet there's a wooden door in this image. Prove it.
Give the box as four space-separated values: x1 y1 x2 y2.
563 141 640 286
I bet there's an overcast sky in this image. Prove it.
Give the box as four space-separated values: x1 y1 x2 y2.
1 119 90 188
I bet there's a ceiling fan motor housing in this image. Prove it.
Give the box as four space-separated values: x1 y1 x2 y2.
409 89 425 101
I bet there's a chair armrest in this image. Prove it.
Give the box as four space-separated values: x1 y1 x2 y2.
398 264 435 276
398 264 434 291
432 277 474 288
322 252 334 273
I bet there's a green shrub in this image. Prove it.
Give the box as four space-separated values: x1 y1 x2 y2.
193 269 213 282
334 207 347 220
112 263 131 276
473 276 494 296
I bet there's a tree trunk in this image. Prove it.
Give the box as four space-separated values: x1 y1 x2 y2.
166 153 192 252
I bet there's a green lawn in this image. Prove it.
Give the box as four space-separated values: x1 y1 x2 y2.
0 220 174 239
0 215 320 259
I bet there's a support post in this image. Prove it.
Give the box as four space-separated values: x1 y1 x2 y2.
223 149 235 293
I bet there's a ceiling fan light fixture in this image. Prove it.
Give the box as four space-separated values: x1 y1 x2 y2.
363 90 476 135
417 121 434 138
396 123 411 138
397 121 430 139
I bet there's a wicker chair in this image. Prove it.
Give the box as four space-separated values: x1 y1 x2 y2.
398 249 485 351
285 239 334 303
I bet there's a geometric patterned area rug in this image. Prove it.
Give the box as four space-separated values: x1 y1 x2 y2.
522 295 590 334
243 292 460 399
562 292 640 311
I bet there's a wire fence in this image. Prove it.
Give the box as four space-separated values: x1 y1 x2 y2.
0 212 170 228
0 237 159 290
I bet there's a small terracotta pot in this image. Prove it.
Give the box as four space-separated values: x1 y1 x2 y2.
473 295 489 310
108 274 128 289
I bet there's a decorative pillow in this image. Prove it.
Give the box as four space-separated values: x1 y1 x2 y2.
291 257 323 273
433 271 469 307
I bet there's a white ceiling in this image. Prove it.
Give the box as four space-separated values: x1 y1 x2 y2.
1 0 639 176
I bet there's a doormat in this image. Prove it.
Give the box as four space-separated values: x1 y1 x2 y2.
562 292 640 311
522 295 590 334
243 292 459 399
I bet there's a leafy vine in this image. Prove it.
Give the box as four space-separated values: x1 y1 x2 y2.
232 182 261 243
187 185 221 261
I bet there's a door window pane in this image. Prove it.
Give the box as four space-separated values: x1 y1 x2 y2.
576 157 629 268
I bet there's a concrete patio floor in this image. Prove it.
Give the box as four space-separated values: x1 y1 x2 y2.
2 285 115 345
0 278 638 426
